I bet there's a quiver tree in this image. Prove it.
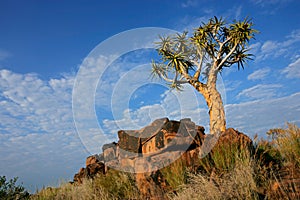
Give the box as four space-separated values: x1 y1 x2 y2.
152 17 258 135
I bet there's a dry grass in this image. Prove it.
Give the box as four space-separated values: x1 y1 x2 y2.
31 180 111 200
32 170 139 200
172 123 300 200
270 123 300 167
32 123 300 200
170 157 259 200
197 133 252 175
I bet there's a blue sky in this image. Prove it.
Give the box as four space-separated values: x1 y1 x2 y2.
0 0 300 192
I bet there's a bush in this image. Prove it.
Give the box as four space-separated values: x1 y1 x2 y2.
0 176 30 200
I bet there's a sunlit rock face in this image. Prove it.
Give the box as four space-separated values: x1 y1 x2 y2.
73 118 253 199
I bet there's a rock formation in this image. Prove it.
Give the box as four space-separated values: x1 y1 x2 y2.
73 154 105 184
73 118 252 199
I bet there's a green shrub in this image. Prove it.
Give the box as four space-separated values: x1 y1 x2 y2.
0 176 30 200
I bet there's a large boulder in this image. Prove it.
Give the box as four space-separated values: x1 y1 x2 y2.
117 118 169 157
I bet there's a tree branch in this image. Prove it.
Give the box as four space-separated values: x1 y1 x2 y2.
154 69 188 84
177 63 193 82
193 46 205 80
217 43 238 70
213 32 221 46
216 36 232 61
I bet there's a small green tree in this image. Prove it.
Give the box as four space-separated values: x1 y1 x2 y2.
152 16 258 135
0 176 30 199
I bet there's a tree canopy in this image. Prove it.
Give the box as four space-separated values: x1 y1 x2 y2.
152 16 258 90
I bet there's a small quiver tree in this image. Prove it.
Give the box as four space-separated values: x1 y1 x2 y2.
152 16 258 135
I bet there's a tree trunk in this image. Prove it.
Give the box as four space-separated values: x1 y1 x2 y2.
205 87 226 135
189 72 226 135
205 69 226 135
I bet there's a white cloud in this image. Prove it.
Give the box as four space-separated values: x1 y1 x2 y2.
103 83 300 140
0 69 90 192
237 84 282 100
261 40 278 53
287 29 300 42
247 68 271 80
226 92 300 136
256 29 300 61
251 0 293 7
102 84 209 134
282 57 300 78
224 80 242 92
249 42 261 55
258 40 288 60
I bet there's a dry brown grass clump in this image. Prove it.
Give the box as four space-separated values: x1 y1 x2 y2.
32 170 139 200
171 156 259 200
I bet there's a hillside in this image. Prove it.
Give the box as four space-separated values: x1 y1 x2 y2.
32 119 300 200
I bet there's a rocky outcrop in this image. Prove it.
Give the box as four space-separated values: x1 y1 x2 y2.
73 118 252 199
73 155 105 184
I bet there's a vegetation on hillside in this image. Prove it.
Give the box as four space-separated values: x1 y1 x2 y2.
0 176 30 200
32 123 300 200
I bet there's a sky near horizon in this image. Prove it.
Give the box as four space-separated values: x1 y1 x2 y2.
0 0 300 192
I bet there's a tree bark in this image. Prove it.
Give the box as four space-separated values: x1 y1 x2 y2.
206 68 226 135
189 72 226 135
205 87 226 135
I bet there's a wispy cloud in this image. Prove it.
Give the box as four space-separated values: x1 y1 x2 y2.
255 29 300 61
247 68 271 80
251 0 293 7
282 57 300 78
226 92 300 136
237 84 282 100
224 80 242 93
103 82 300 139
250 0 293 14
102 83 208 134
181 0 198 8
